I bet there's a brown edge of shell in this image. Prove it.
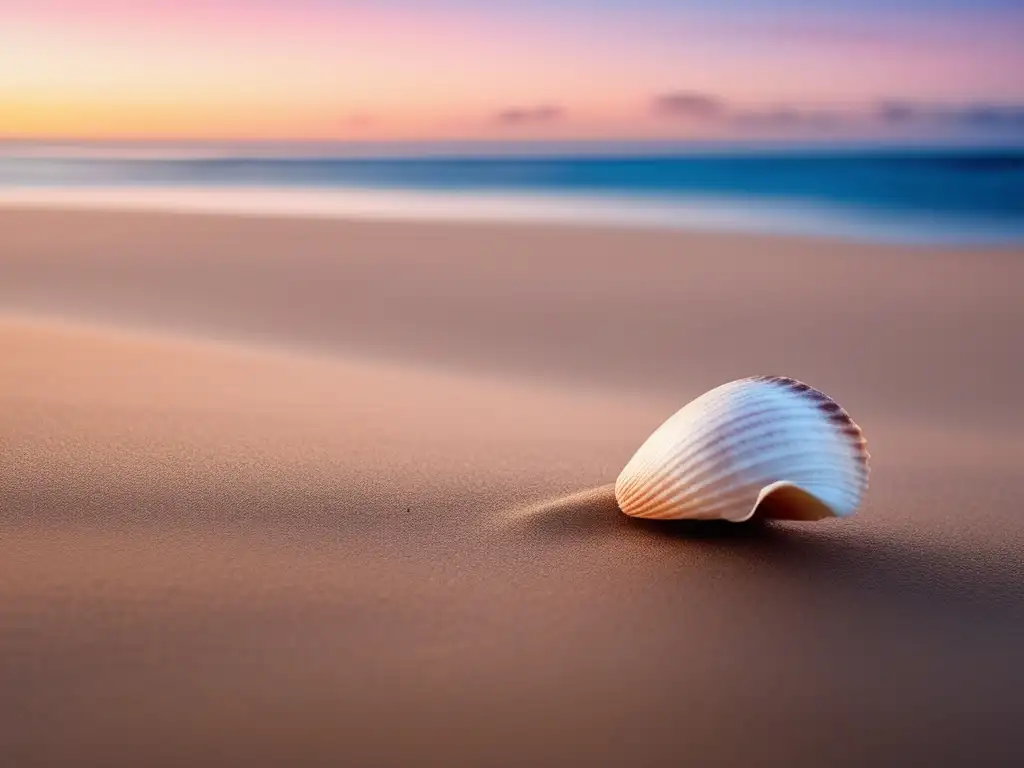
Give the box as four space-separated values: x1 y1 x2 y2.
747 375 871 485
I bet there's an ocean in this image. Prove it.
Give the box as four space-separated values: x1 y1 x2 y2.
2 147 1022 245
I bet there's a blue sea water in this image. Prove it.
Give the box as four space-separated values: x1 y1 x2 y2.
2 147 1022 245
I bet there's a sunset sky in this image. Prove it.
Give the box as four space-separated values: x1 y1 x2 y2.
3 0 1023 144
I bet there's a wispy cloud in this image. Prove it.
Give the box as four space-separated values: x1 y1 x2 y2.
652 91 1024 135
652 92 847 131
493 105 564 127
875 101 920 124
876 101 1024 131
957 105 1024 130
651 92 726 120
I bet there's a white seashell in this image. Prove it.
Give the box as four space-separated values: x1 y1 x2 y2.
615 376 869 523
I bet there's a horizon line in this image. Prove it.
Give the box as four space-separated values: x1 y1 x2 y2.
4 136 1024 158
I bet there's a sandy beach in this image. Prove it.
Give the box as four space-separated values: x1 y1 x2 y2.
3 209 1024 766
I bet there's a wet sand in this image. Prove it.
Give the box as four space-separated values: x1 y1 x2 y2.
2 209 1024 766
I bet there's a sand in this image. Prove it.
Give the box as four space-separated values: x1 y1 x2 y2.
2 209 1024 766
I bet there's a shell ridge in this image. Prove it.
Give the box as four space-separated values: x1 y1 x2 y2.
619 401 825 508
639 414 858 502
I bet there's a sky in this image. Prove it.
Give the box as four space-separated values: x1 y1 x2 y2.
2 0 1023 144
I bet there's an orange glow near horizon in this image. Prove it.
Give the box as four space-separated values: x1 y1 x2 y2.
3 1 1023 143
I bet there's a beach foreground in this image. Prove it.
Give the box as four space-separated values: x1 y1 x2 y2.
2 210 1024 766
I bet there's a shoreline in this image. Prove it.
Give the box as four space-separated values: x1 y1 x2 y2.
2 185 1022 247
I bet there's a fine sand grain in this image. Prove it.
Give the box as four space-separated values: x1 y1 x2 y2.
2 209 1024 766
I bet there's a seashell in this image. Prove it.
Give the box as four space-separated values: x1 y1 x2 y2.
615 376 869 523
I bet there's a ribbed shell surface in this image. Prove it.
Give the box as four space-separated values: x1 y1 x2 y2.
614 376 869 522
